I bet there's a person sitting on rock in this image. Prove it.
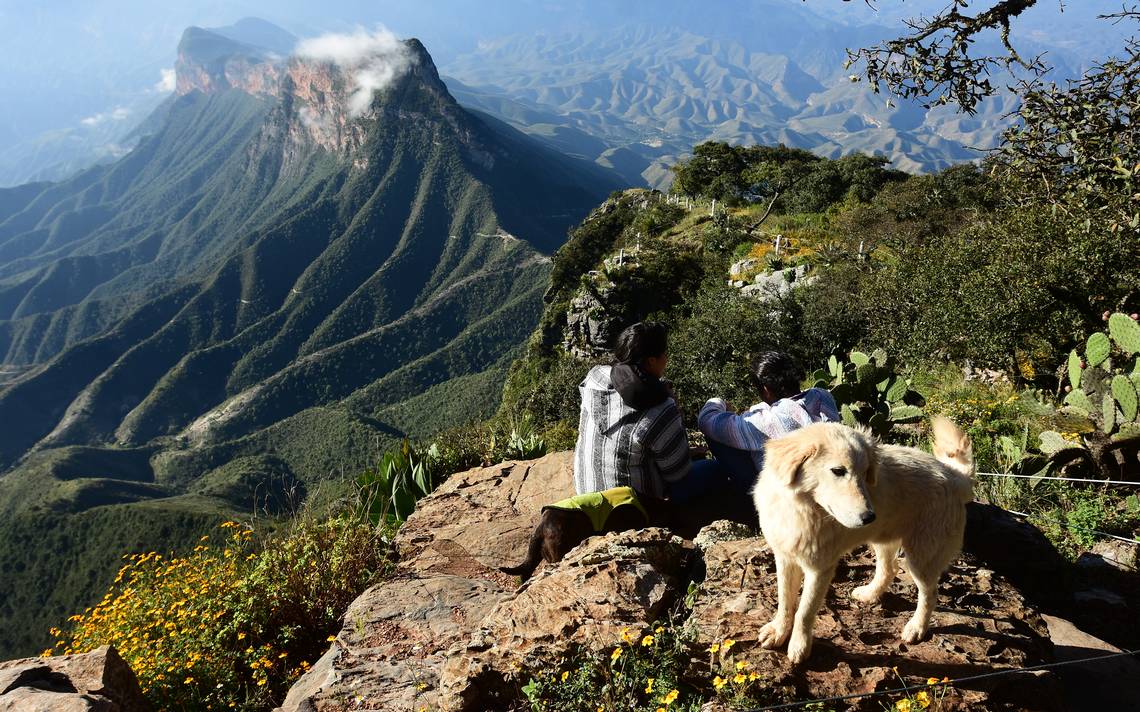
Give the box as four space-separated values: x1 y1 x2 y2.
574 321 699 500
694 350 839 496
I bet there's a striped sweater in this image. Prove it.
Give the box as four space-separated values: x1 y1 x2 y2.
697 388 840 472
573 365 690 498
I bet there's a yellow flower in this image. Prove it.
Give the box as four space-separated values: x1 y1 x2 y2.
713 675 727 690
611 647 622 661
662 689 679 705
748 672 759 681
237 632 246 640
620 627 635 644
735 660 748 670
721 638 735 651
561 670 569 682
655 626 664 634
184 677 195 684
708 642 720 654
896 700 913 712
257 678 268 687
926 677 940 685
645 678 655 693
641 634 655 647
326 635 337 642
915 691 931 709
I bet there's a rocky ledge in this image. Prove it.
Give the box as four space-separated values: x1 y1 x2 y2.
0 646 149 712
277 452 1140 711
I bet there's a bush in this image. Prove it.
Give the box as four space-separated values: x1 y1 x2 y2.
47 514 393 711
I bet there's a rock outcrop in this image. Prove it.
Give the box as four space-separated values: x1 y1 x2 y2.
689 533 1059 711
0 646 148 712
279 453 1136 711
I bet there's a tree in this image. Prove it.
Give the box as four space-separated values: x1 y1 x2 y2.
846 1 1139 311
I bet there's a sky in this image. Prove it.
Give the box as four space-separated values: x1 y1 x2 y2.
0 1 1132 160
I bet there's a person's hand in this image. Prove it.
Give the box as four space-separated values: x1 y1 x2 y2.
689 445 709 460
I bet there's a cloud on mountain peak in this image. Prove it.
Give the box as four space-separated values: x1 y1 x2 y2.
295 26 414 117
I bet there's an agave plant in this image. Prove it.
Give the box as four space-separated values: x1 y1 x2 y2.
356 439 436 526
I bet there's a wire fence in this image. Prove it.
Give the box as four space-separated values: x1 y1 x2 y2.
740 648 1140 711
975 471 1140 486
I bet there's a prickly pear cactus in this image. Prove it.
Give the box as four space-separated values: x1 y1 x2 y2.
811 348 924 439
1048 312 1140 478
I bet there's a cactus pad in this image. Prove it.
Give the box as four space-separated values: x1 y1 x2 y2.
1063 389 1094 416
1086 332 1111 367
1113 422 1140 442
1038 431 1080 454
1103 391 1117 432
889 404 923 423
1112 375 1139 422
1108 312 1140 354
850 351 871 368
1068 349 1083 390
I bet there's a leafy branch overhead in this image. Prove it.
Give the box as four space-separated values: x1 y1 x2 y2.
839 0 1140 244
841 0 1046 114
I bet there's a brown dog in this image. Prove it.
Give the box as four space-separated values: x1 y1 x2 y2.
500 487 670 580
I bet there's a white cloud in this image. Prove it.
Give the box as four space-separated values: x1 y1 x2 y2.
155 68 176 93
295 26 415 117
80 107 131 127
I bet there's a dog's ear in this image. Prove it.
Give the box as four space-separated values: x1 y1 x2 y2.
764 434 818 487
864 440 879 486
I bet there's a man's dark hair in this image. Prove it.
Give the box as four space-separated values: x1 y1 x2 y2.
751 351 804 400
613 321 668 365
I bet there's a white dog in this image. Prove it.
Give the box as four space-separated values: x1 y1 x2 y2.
752 416 974 664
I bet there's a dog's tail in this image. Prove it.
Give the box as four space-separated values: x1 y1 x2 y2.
499 523 544 581
931 415 975 499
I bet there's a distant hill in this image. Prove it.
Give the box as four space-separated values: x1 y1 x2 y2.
0 25 616 657
441 12 1071 186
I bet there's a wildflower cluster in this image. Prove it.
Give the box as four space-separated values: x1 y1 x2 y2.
46 515 393 711
707 638 767 707
519 623 700 711
884 675 952 712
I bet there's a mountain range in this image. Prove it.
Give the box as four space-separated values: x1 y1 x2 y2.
0 23 614 657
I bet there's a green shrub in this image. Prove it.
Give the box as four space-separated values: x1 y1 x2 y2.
48 513 393 711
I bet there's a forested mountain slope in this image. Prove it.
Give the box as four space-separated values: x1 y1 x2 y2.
0 26 615 657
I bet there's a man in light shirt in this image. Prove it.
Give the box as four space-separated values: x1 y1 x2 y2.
693 351 839 496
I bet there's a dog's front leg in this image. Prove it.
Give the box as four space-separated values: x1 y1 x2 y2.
786 564 835 665
758 552 801 650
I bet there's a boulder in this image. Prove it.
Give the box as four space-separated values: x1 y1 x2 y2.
396 452 575 576
1041 614 1140 711
740 265 814 299
688 532 1060 711
439 528 692 710
0 646 148 712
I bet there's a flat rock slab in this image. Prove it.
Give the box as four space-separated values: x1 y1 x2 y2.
277 574 505 711
689 537 1060 711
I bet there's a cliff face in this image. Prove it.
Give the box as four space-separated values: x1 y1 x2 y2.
174 28 472 166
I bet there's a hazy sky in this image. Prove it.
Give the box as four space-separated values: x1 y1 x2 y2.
0 1 1131 151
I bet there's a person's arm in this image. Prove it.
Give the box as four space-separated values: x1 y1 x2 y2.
805 388 841 421
698 398 770 450
646 403 691 483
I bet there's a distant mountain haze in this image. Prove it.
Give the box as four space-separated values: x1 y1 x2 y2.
0 25 615 657
0 1 1127 187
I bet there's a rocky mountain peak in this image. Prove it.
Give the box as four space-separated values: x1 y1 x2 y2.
173 24 463 161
